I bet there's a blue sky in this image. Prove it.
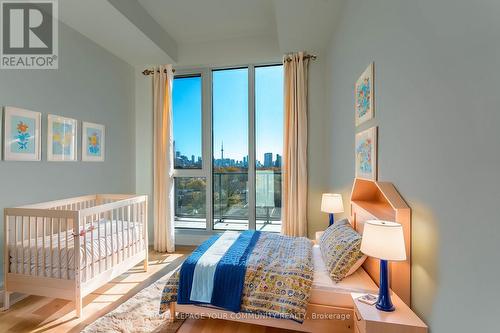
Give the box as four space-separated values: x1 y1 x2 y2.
172 76 202 158
173 65 283 162
255 65 284 163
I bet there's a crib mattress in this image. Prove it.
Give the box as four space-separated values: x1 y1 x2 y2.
8 219 144 278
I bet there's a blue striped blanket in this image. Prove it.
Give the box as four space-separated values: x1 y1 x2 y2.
160 232 313 322
177 230 260 312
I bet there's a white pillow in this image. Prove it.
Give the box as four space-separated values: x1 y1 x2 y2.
315 231 325 243
345 255 367 277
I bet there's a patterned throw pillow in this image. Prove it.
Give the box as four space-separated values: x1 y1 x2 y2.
319 218 365 282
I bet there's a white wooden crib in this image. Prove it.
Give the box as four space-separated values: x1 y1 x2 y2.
3 194 148 317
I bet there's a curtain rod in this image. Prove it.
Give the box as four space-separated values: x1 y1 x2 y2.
142 68 176 76
284 54 317 62
142 54 317 75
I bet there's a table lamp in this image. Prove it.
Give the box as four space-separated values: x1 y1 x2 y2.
360 220 406 312
321 193 344 225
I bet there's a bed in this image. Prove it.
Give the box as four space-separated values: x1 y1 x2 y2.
160 235 378 333
160 178 412 333
3 194 148 317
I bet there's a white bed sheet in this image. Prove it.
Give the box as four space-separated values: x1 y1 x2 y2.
9 219 143 279
310 244 378 308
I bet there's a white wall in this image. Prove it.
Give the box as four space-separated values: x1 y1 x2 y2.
305 50 329 237
135 69 154 242
324 1 500 331
0 22 136 285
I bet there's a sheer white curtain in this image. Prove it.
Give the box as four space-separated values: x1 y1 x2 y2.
153 65 175 252
282 52 310 237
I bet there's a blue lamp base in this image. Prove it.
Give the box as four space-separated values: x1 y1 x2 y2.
328 213 335 226
376 259 395 312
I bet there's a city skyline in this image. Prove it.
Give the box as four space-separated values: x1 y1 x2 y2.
172 66 283 162
174 140 282 169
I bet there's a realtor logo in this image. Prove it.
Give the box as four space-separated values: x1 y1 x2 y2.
1 0 58 69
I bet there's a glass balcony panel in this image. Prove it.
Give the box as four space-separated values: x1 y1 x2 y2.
174 177 206 229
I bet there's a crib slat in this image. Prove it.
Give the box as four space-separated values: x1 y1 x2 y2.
97 213 101 275
42 217 46 277
91 214 95 279
144 199 148 270
35 218 38 276
138 204 142 251
142 202 146 251
21 217 25 275
132 204 137 255
127 205 131 259
13 216 18 274
115 209 119 263
110 209 114 266
121 206 125 262
28 216 32 276
50 218 54 278
66 218 70 280
105 211 109 271
137 204 141 252
83 215 88 282
58 218 61 279
138 204 141 255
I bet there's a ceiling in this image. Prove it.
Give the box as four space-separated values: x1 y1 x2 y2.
59 0 345 66
138 0 277 44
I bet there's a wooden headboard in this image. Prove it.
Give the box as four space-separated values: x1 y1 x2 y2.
350 178 411 306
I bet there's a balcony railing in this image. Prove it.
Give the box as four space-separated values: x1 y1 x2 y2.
175 171 281 230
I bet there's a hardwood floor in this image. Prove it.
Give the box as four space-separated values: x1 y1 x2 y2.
0 247 190 333
0 246 298 333
178 318 301 333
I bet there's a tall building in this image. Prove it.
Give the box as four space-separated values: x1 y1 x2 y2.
264 153 273 168
275 154 282 168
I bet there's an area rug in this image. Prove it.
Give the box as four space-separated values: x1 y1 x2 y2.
82 268 184 333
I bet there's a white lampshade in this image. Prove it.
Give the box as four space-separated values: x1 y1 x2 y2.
360 220 406 261
321 193 344 214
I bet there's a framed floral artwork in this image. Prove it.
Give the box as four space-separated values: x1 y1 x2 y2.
47 114 78 161
82 122 105 162
3 106 41 161
355 126 377 180
355 62 374 127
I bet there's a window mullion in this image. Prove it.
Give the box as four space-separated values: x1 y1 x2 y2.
248 65 256 230
204 69 213 232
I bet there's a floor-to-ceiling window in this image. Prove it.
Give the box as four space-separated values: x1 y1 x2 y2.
172 64 283 232
212 68 249 230
255 65 283 232
172 74 206 229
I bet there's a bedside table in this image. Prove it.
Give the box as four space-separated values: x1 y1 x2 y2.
351 292 428 333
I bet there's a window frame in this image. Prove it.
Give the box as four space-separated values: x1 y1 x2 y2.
173 68 212 231
173 63 282 236
172 73 204 171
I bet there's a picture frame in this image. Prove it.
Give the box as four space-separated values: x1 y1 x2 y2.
355 62 374 127
82 121 105 162
355 126 377 180
47 114 78 161
3 106 41 161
